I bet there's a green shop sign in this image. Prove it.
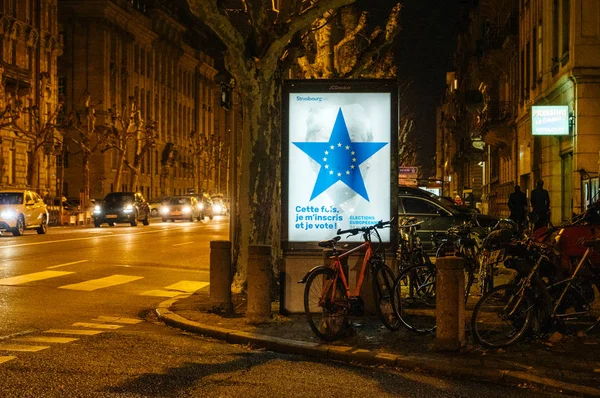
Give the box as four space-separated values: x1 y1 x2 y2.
532 105 569 136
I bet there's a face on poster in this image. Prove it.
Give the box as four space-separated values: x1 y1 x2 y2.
288 92 391 242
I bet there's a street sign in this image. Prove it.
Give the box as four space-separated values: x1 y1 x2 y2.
399 166 419 186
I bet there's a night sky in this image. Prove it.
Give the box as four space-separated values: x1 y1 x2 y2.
392 0 467 177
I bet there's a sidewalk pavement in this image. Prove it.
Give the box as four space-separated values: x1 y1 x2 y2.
156 291 600 397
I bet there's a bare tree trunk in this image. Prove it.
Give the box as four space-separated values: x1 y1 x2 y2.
28 146 42 189
113 150 125 192
234 75 281 289
82 152 90 207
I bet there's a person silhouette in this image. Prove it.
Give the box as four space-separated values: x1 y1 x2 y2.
531 180 550 230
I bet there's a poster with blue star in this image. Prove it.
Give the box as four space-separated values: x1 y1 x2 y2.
288 91 391 242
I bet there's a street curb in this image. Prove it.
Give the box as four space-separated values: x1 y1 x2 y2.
155 298 600 397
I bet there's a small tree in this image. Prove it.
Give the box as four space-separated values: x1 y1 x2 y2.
127 118 157 192
101 97 145 192
10 101 64 189
63 92 107 207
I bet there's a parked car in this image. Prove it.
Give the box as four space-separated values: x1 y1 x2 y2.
398 187 498 250
93 192 150 227
160 195 202 222
0 190 49 236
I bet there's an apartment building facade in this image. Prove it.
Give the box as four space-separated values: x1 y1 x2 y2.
0 0 62 195
437 0 600 221
58 0 231 201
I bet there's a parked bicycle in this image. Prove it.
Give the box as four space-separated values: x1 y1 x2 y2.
471 238 600 348
435 217 488 304
392 218 437 334
299 220 399 341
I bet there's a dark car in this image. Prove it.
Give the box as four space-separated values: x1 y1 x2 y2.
398 187 498 250
93 192 150 227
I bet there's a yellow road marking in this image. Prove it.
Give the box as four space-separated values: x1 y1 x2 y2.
0 271 74 286
0 344 49 352
59 275 143 291
0 356 16 364
92 316 142 324
15 336 78 344
47 260 90 269
44 329 104 336
141 281 209 297
0 225 211 249
172 241 194 247
72 323 122 330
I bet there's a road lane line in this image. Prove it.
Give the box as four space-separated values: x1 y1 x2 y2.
0 330 36 341
44 329 104 336
92 316 143 324
172 241 194 247
0 271 74 286
0 225 213 249
59 275 143 291
47 260 89 269
0 356 16 364
71 323 122 330
0 344 50 352
15 336 78 344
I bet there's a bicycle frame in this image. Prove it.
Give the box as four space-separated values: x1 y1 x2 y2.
328 240 374 300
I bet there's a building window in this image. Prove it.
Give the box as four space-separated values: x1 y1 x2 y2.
552 0 559 72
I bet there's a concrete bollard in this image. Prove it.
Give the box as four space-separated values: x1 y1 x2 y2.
210 240 233 313
247 244 272 324
435 256 466 351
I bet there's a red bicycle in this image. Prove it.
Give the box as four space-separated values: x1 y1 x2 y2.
298 220 398 341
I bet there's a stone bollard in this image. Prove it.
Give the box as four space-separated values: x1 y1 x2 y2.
210 240 233 313
247 244 272 324
435 256 466 351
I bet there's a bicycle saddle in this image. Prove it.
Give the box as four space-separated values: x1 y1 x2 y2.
318 236 341 248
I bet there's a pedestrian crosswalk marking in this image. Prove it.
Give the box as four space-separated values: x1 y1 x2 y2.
14 336 78 344
0 344 50 352
59 275 143 291
72 323 123 330
47 260 90 269
91 316 142 324
44 329 104 336
140 281 209 297
0 356 16 364
0 271 74 286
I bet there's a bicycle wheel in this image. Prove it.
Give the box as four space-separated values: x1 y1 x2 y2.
471 284 533 348
372 263 401 331
393 263 437 334
554 274 600 335
304 268 349 341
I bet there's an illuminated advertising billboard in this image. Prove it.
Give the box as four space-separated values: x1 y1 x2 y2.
532 105 569 135
282 80 398 243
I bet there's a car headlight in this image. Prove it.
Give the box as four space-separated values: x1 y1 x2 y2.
94 205 101 213
182 206 191 214
1 210 17 219
198 203 204 210
213 204 222 213
123 204 134 213
160 206 170 215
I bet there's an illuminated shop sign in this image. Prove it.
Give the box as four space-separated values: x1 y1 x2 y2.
532 105 569 136
283 80 397 243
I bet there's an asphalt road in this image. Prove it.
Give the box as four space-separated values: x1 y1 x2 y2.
0 218 567 397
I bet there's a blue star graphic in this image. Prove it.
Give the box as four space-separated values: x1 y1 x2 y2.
293 108 387 201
